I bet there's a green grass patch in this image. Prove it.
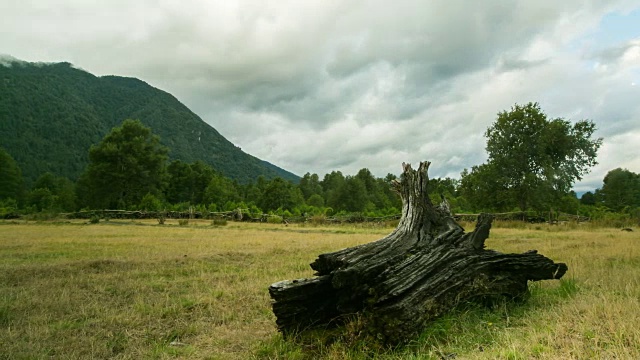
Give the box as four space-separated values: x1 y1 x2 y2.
1 222 639 359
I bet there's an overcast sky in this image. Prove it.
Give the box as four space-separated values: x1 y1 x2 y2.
2 1 639 192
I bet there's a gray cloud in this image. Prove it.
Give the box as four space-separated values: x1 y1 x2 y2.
591 44 634 64
1 0 639 191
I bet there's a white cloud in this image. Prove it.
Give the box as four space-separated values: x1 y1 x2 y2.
1 0 639 191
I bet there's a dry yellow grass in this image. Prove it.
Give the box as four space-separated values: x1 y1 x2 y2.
0 220 638 359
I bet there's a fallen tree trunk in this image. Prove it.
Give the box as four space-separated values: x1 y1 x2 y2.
269 161 567 344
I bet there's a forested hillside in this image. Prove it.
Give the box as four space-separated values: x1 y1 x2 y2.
0 60 298 184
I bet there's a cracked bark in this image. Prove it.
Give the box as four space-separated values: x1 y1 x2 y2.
269 161 567 344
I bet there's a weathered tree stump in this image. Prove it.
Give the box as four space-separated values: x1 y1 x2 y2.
269 161 567 344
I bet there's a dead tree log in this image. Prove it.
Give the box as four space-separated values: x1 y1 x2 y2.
269 161 567 344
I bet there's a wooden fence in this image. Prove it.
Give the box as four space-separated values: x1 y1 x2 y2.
62 209 588 224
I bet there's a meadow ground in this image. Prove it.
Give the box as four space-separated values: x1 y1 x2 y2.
0 219 638 359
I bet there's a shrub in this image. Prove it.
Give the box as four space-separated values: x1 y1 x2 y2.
24 212 60 222
0 198 19 219
139 193 163 212
309 215 327 225
346 213 365 223
178 219 189 226
212 218 227 226
267 215 283 224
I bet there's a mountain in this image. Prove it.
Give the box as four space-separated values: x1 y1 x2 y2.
0 59 299 185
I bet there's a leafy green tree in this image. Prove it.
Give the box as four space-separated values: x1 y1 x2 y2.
260 178 304 212
459 164 511 212
379 174 402 210
311 170 403 214
0 198 19 218
166 160 216 205
139 193 163 211
428 177 458 198
558 192 580 215
340 176 368 212
189 161 217 205
600 168 640 212
27 172 77 211
79 119 168 209
240 183 262 207
299 172 323 200
462 103 602 212
26 188 56 212
306 194 325 208
322 171 346 210
355 168 388 210
165 160 194 204
0 147 25 203
426 177 459 206
203 174 240 208
33 172 58 192
580 191 597 206
355 168 377 193
40 173 76 211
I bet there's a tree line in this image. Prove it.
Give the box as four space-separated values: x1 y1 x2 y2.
1 103 638 224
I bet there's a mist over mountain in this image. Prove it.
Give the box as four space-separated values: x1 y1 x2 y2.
0 59 299 184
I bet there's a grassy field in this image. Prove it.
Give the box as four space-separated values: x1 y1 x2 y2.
0 219 638 359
